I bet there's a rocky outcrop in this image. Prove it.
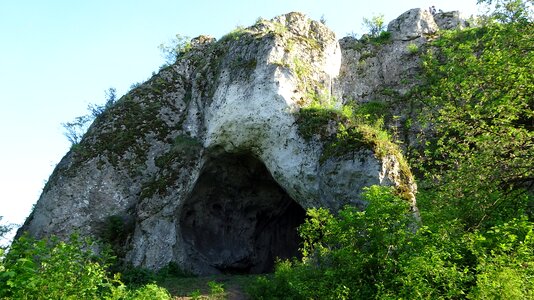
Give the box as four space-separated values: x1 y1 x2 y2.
334 8 467 149
20 9 466 275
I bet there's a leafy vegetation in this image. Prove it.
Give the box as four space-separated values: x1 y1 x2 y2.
477 0 533 23
413 14 533 231
407 42 419 54
296 99 413 199
0 234 172 299
248 186 534 299
62 87 117 145
0 217 12 249
362 14 386 38
158 34 192 66
0 232 231 299
360 13 391 45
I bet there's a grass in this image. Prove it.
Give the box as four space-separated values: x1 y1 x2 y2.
157 274 259 299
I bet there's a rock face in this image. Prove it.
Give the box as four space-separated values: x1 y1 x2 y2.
20 9 466 274
334 8 466 149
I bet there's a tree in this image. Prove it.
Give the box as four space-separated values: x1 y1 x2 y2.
158 34 191 66
62 87 117 145
88 87 116 117
362 14 386 38
414 20 533 230
0 216 12 249
477 0 533 23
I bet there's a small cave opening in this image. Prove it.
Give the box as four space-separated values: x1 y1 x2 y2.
179 153 306 274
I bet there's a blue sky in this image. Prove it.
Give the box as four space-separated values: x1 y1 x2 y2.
0 0 480 233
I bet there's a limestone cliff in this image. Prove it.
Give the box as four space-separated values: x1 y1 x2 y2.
20 9 465 275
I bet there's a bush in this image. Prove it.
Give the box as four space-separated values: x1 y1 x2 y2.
414 21 533 230
0 233 118 299
467 217 534 299
407 43 419 54
158 34 192 66
0 234 172 299
249 186 416 299
130 283 171 299
248 185 534 299
362 14 386 38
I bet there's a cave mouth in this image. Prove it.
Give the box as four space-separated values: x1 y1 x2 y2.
179 153 306 275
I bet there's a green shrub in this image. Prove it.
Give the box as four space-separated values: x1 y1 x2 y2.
130 283 171 299
219 26 248 43
158 34 192 66
207 281 226 299
362 14 386 38
467 217 534 299
414 20 533 230
353 101 388 122
120 264 158 287
407 43 419 54
248 187 534 299
0 234 173 299
249 186 416 299
371 31 391 44
0 233 119 299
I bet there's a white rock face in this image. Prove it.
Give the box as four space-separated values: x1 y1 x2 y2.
20 11 424 274
388 8 439 41
335 8 467 151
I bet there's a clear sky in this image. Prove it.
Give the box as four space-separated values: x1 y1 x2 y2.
0 0 480 236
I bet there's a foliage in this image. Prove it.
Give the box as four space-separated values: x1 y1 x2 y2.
296 101 412 197
117 261 194 288
62 87 117 145
249 186 416 299
207 281 226 299
352 101 389 122
362 14 386 38
249 187 534 299
0 217 12 249
158 34 192 66
407 42 419 54
129 284 172 299
467 217 534 299
0 234 173 299
0 233 115 299
369 31 391 45
100 214 134 257
477 0 533 23
219 26 248 43
414 21 534 230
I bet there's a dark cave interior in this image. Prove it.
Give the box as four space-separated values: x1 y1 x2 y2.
179 153 306 274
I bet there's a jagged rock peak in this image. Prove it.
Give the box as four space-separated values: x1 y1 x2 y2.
388 8 467 41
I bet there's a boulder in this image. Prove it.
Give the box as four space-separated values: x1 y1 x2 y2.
387 8 439 41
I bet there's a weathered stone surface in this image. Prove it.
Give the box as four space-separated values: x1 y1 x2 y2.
388 8 439 41
434 11 469 30
335 8 467 150
18 10 434 274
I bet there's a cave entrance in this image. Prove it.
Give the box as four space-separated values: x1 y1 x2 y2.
179 153 306 274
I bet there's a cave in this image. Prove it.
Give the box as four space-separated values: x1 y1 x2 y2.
179 153 306 274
